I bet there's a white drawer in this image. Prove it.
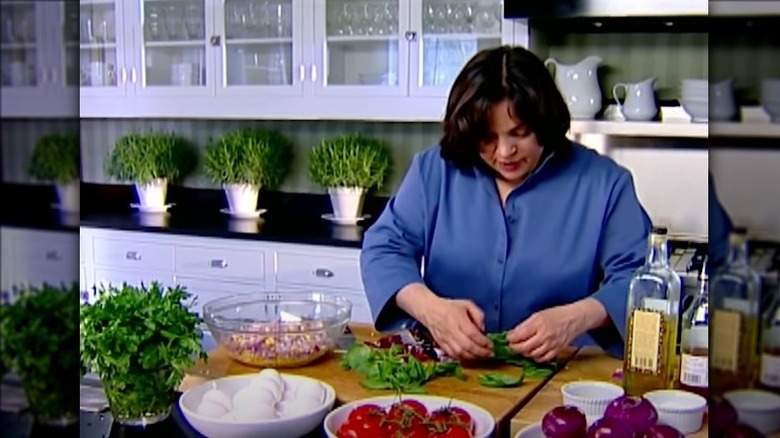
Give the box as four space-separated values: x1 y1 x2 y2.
93 238 174 271
175 276 267 316
174 245 265 282
275 251 362 290
14 231 79 289
92 268 174 296
275 284 373 325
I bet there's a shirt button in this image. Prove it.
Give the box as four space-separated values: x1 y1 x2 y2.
497 255 505 264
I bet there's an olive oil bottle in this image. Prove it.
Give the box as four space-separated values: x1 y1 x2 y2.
623 227 682 396
710 227 762 395
677 262 709 397
758 284 780 392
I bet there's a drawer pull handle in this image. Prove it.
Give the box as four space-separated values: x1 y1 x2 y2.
125 251 141 260
313 268 334 278
45 251 61 261
210 259 228 269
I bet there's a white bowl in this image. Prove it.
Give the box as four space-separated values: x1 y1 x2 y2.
680 100 709 122
724 389 780 435
180 373 336 438
560 380 624 424
763 101 780 122
323 395 495 438
515 422 544 438
644 389 707 434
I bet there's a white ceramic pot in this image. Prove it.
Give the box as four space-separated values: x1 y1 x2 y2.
223 183 260 214
55 180 80 213
327 187 366 219
135 178 168 208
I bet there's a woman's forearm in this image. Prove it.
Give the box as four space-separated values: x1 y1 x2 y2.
395 283 440 326
572 297 611 332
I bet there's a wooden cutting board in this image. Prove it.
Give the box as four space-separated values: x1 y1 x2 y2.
180 325 577 438
510 347 712 438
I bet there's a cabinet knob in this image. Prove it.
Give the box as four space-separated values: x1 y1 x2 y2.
313 268 334 278
404 31 417 41
210 259 228 269
125 251 141 260
210 35 221 46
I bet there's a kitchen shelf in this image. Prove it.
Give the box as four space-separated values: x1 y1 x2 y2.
710 1 780 16
569 121 708 138
710 122 780 138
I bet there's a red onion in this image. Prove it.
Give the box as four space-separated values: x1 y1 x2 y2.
723 423 764 438
542 406 587 438
639 424 685 438
709 396 739 434
587 417 635 438
604 395 658 434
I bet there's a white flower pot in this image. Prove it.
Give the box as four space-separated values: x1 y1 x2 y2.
55 180 80 213
135 178 168 208
328 187 366 219
223 183 260 214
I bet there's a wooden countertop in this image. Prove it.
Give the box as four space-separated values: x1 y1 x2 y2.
510 347 710 438
180 325 576 438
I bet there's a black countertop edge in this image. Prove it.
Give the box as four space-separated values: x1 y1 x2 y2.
2 183 391 248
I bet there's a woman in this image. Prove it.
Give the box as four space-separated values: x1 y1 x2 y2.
360 45 651 363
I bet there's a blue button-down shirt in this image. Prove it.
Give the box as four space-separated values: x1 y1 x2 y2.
360 143 652 358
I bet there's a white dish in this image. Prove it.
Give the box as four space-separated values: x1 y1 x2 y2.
560 380 624 423
130 203 174 213
220 208 267 219
323 394 495 438
321 214 370 226
180 373 336 438
724 389 780 435
644 389 707 434
515 422 544 438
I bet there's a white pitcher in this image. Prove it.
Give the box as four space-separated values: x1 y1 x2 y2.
544 55 603 120
710 78 736 121
612 77 658 121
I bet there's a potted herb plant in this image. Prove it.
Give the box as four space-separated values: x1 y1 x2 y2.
203 128 293 216
308 133 392 220
27 132 80 213
105 132 197 211
80 282 205 426
0 282 81 426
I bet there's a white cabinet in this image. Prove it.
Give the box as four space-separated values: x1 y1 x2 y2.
1 1 78 117
0 227 79 292
79 0 517 120
79 227 373 324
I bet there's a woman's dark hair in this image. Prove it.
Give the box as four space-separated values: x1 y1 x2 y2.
440 45 571 168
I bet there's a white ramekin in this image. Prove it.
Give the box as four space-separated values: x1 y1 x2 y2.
724 389 780 435
560 380 625 424
643 389 707 434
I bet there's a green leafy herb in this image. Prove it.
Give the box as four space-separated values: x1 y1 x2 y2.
340 344 464 394
106 132 198 185
308 133 392 191
487 332 556 379
0 282 81 422
80 282 206 421
477 371 525 388
28 132 80 183
203 128 294 189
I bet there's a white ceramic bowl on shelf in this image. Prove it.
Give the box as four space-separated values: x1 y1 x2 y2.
724 389 780 435
179 373 336 438
323 395 495 438
560 380 624 424
643 389 707 434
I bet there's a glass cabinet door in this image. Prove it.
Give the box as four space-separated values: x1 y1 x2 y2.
217 0 302 95
135 0 210 94
79 0 124 94
314 0 408 96
410 0 504 97
60 1 80 88
0 1 43 90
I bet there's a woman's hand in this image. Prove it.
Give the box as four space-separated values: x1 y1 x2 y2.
506 298 608 362
396 284 493 361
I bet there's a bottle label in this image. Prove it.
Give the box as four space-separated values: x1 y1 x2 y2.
680 353 708 387
711 309 741 372
628 309 663 374
760 354 780 388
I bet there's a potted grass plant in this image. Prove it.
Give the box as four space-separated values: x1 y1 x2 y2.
203 128 294 216
308 133 392 220
0 282 81 426
105 132 197 211
27 132 80 213
80 282 205 426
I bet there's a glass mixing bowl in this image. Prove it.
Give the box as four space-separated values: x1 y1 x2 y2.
202 292 352 368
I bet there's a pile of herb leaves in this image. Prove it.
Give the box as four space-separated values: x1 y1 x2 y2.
341 343 464 394
80 282 206 419
485 331 557 380
0 282 81 421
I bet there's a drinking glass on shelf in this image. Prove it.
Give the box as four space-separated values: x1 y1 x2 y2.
164 4 186 41
184 3 204 40
145 4 166 41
